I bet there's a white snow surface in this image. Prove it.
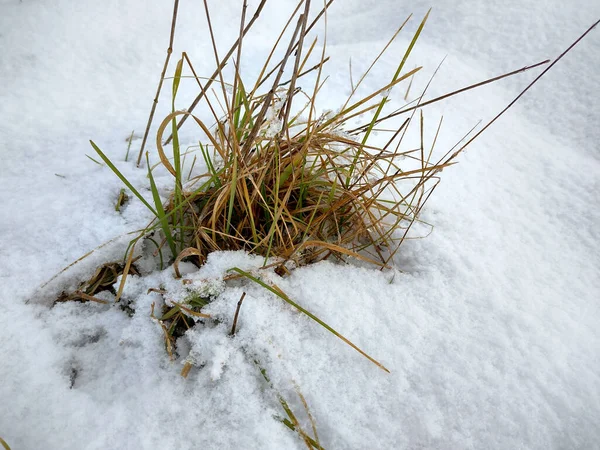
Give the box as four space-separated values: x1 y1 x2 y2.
1 1 599 449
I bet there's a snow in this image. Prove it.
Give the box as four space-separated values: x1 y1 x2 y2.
1 0 599 449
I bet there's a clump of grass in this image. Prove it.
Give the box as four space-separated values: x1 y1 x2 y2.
91 0 556 276
94 4 441 273
85 0 557 373
88 2 441 379
53 1 596 446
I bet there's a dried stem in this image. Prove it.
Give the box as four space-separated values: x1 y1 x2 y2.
230 292 246 335
163 0 268 145
136 0 180 167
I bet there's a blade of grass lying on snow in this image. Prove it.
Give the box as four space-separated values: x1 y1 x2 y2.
280 395 323 450
256 362 324 449
85 154 104 166
229 267 390 373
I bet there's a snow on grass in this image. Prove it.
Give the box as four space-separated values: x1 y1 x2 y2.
1 0 599 449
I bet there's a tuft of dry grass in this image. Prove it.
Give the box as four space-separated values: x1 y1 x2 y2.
88 0 562 278
52 0 596 446
100 4 442 274
84 0 559 374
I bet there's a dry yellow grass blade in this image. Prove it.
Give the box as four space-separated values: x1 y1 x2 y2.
173 247 205 278
150 302 175 361
231 268 390 373
72 291 109 305
290 240 387 267
170 301 211 319
39 230 142 290
115 243 137 303
181 361 193 378
295 385 322 450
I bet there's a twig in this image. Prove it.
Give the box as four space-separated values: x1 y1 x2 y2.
136 0 180 167
231 1 248 117
350 59 550 134
278 57 330 86
442 18 600 167
240 12 304 156
279 0 312 131
252 0 335 94
230 292 246 335
163 0 268 145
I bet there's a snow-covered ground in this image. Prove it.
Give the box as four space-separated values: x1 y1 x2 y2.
1 1 599 449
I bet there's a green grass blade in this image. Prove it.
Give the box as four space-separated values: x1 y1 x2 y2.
200 142 222 188
279 396 324 449
90 140 157 216
394 8 431 83
228 267 390 373
255 362 325 449
226 155 238 235
146 153 177 257
171 57 185 252
157 305 181 321
172 56 184 103
346 9 430 186
146 236 165 270
86 154 104 166
233 77 244 130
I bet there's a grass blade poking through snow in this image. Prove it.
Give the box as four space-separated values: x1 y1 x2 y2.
229 267 390 373
257 363 325 449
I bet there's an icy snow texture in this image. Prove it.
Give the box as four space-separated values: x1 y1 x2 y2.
1 0 599 449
